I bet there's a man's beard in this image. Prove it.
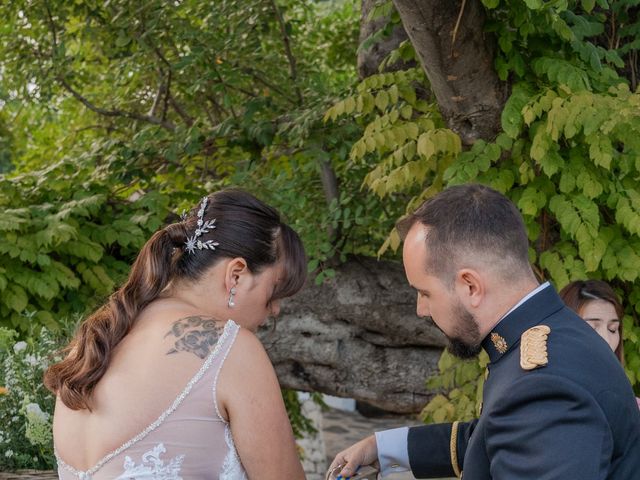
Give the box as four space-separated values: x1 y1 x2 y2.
446 299 483 359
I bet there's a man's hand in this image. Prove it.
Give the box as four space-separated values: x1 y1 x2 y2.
326 434 379 479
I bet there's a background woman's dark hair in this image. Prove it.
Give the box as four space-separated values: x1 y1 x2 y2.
559 279 625 363
44 189 306 410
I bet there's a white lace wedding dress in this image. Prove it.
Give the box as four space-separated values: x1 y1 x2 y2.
56 320 248 480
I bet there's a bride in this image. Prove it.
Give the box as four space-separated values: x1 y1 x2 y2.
45 189 307 479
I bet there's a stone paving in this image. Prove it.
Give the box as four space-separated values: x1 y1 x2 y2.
297 396 418 480
321 406 418 480
297 396 456 480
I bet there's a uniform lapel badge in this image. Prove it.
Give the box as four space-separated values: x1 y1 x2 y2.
490 332 508 354
520 325 551 370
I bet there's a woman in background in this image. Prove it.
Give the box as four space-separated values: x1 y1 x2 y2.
560 279 640 409
45 189 307 479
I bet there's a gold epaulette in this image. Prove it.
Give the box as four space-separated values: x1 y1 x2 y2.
520 325 551 371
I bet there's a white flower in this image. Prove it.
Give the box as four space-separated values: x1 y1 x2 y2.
23 401 53 447
4 449 13 457
25 403 49 421
25 354 39 367
13 341 27 353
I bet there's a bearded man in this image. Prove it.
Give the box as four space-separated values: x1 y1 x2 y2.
327 184 640 480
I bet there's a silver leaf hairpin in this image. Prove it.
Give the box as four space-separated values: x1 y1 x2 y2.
184 196 220 254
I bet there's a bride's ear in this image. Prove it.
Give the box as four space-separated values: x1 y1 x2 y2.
224 257 248 291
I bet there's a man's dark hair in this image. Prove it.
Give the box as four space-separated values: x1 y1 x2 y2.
397 184 531 283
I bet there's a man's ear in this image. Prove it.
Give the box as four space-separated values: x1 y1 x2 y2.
455 268 484 308
225 257 248 291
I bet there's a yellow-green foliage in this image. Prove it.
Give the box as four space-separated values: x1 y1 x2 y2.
325 67 462 254
421 350 489 424
326 69 462 200
326 0 640 416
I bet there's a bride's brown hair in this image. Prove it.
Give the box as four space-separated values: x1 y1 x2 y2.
44 189 306 410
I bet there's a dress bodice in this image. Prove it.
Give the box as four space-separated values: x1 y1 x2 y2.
55 320 247 480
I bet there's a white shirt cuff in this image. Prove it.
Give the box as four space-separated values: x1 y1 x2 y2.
375 427 410 477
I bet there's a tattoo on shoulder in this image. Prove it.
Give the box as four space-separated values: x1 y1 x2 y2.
165 316 225 359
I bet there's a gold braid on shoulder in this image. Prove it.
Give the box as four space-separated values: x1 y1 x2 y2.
520 325 551 371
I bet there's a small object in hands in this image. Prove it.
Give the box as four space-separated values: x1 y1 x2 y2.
326 464 380 480
326 464 344 480
352 465 380 479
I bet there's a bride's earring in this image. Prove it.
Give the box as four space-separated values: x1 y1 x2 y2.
228 286 237 308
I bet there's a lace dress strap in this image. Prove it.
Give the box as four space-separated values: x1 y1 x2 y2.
208 320 248 479
212 319 241 422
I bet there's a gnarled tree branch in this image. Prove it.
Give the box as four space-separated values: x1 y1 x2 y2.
169 94 195 127
44 2 176 131
269 0 303 106
149 71 168 119
57 77 176 131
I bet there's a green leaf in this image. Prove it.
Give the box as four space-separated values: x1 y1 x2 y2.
495 133 513 151
35 311 59 330
49 261 81 289
344 96 356 114
581 0 595 12
404 123 419 140
501 84 534 138
588 136 613 170
417 133 435 159
63 239 104 262
398 85 416 105
518 187 545 216
524 0 543 9
400 105 413 120
115 33 131 47
559 171 576 193
0 211 28 231
4 285 28 313
351 140 366 160
375 91 389 112
499 35 512 54
388 85 399 104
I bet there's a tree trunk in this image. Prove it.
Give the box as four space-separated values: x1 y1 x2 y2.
259 256 446 413
391 0 507 144
358 0 414 79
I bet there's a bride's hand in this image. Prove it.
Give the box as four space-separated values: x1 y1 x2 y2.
326 434 379 479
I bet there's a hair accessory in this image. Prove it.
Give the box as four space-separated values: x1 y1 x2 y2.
184 196 220 254
580 289 601 301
